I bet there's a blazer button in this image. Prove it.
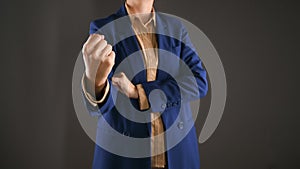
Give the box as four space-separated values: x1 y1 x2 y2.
161 103 166 109
177 122 184 129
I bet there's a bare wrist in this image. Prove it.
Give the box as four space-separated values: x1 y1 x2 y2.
84 74 106 95
130 85 139 99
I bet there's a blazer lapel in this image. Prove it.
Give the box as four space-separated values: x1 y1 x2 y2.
114 4 146 83
155 13 171 81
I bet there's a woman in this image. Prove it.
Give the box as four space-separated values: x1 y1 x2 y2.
81 0 208 168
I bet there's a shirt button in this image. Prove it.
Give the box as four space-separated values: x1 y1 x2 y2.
177 122 184 129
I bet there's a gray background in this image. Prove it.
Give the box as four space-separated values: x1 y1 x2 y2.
0 0 299 169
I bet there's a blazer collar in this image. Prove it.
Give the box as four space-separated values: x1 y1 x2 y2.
113 3 171 78
115 3 167 31
116 3 129 18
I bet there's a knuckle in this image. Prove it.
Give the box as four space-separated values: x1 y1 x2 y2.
102 40 107 46
105 59 114 67
105 59 113 66
91 53 98 60
106 44 112 50
102 57 110 64
93 34 102 40
110 51 116 58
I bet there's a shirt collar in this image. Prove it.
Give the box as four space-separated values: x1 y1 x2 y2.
125 2 156 27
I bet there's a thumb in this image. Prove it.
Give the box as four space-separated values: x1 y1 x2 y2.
112 76 121 84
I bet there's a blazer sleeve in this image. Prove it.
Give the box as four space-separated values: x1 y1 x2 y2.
138 26 208 112
81 20 117 117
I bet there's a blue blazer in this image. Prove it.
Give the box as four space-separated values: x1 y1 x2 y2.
83 4 208 169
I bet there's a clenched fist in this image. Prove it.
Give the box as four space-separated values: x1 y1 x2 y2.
82 34 115 93
112 72 138 99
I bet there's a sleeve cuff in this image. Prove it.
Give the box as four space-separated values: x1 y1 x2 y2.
136 84 150 110
81 74 110 107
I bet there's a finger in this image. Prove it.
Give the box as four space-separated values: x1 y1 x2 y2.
87 34 104 46
113 72 125 78
108 50 115 57
111 81 121 91
100 44 113 58
111 80 118 86
106 51 115 65
92 40 108 58
83 34 104 54
111 80 116 86
112 76 119 84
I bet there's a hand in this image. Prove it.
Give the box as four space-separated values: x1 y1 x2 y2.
82 34 115 93
112 72 138 99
